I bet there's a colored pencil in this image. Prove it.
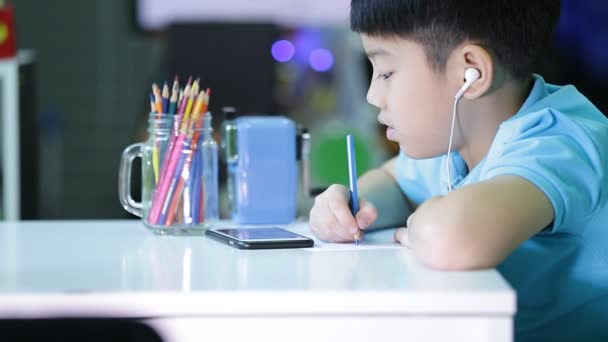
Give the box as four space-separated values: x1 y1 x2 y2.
157 114 181 184
190 151 201 223
177 76 192 115
155 76 189 192
164 90 209 225
149 92 156 113
152 83 163 114
149 126 188 224
184 79 199 119
169 76 179 114
151 83 165 184
161 81 170 114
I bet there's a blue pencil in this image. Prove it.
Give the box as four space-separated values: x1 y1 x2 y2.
346 134 361 244
161 81 170 113
191 152 203 224
179 144 198 225
149 93 156 113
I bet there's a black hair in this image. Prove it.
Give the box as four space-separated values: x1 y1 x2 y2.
350 0 561 79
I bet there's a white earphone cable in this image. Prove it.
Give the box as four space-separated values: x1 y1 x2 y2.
446 95 461 193
446 68 479 193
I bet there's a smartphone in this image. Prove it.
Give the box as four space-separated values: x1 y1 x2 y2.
205 227 314 250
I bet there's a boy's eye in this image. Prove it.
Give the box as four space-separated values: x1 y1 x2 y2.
377 72 394 80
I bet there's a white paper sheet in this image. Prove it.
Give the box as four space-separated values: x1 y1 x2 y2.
304 240 405 252
285 222 405 252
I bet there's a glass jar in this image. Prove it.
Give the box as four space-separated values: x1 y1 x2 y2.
119 112 218 235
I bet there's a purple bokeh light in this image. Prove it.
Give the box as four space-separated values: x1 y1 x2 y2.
293 29 322 64
309 48 334 72
271 40 295 62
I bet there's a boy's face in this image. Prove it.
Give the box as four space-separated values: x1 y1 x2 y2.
362 35 459 159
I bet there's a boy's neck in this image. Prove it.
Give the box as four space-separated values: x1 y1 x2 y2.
457 76 533 170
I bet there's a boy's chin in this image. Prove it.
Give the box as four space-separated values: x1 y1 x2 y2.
399 144 443 160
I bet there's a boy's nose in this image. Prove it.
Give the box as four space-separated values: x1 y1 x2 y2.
366 83 385 109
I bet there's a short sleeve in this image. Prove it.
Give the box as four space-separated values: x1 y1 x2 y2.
484 110 608 234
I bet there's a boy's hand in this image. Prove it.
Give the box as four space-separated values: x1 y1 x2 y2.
309 184 378 242
394 196 441 247
394 216 413 247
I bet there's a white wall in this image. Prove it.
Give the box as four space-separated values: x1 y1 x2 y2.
137 0 351 29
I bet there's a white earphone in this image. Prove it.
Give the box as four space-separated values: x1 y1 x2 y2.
455 68 481 100
446 67 481 192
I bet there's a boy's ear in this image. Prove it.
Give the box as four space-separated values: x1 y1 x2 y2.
458 44 494 99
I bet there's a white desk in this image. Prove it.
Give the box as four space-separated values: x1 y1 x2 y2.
0 220 515 342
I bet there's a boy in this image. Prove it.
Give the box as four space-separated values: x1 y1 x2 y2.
309 1 608 340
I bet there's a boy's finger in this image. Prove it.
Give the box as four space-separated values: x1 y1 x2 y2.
311 191 357 241
326 184 349 201
353 229 365 242
310 215 346 242
394 228 410 247
356 200 377 229
328 199 359 234
326 215 354 241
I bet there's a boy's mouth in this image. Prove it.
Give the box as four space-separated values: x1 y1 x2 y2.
378 115 397 140
386 127 397 140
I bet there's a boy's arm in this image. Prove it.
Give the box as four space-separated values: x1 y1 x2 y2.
399 175 554 270
358 156 413 230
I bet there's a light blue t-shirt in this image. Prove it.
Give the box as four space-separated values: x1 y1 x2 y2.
394 75 608 341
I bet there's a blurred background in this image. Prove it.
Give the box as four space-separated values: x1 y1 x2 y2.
5 0 608 220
